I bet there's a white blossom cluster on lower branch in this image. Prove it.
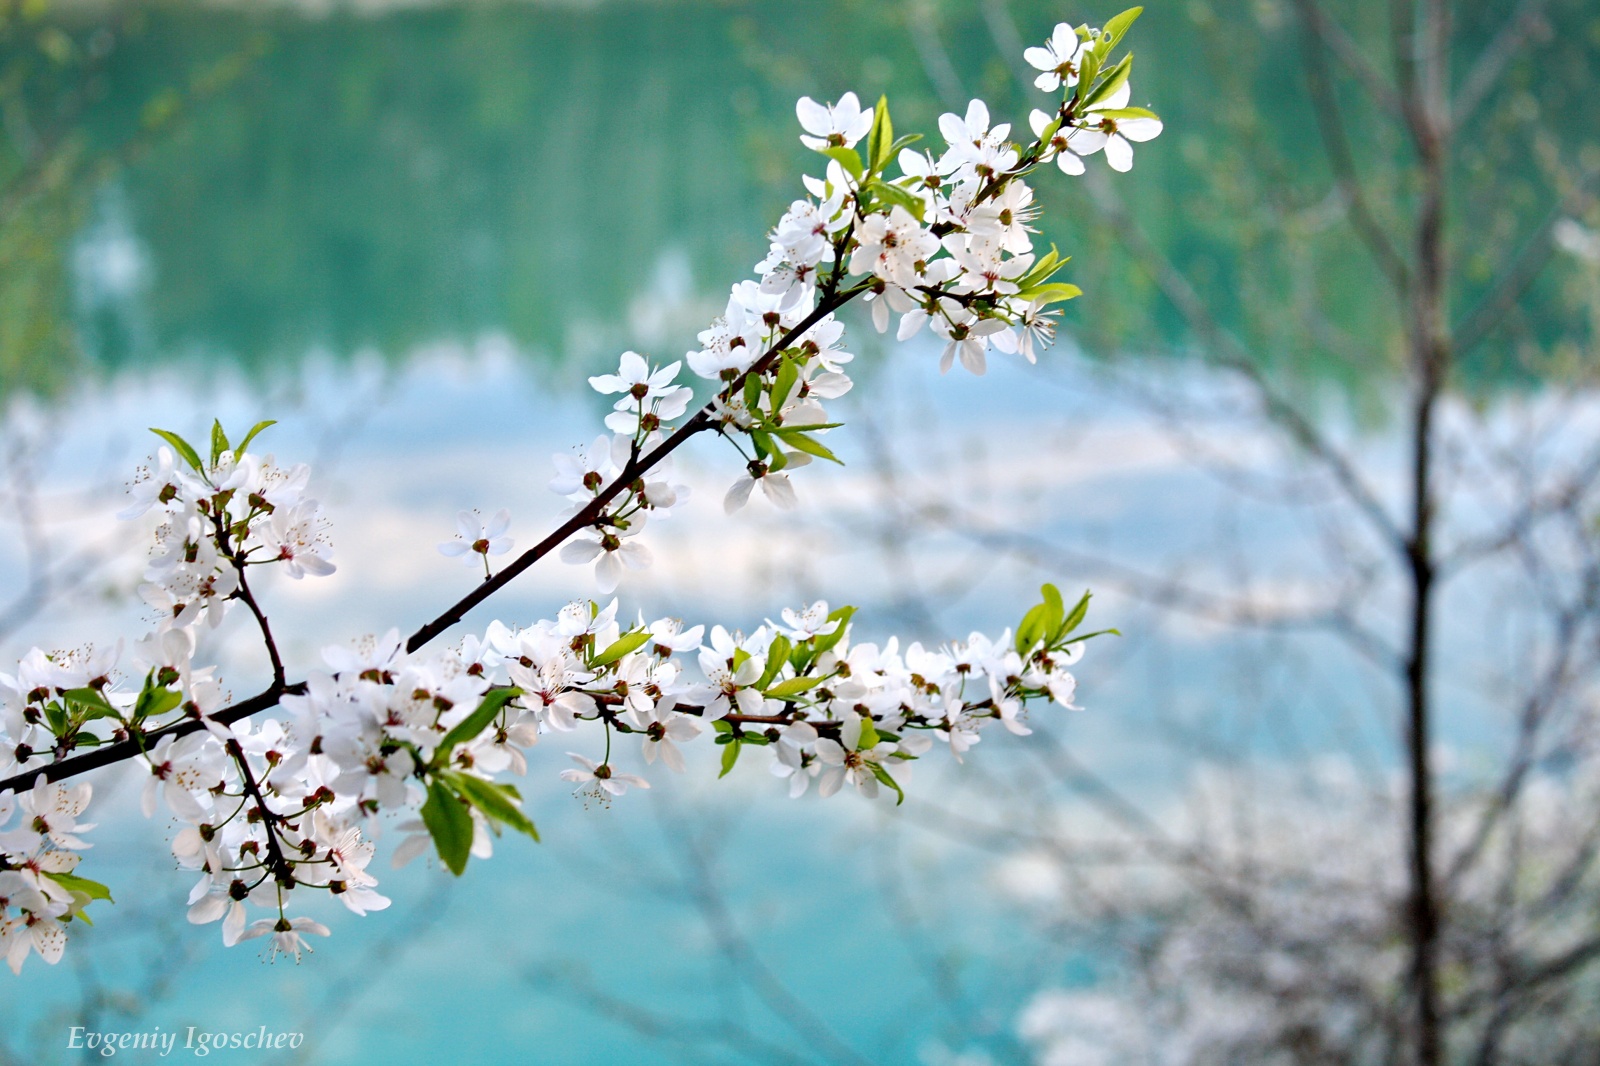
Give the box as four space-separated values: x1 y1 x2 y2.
0 559 1102 971
0 9 1154 971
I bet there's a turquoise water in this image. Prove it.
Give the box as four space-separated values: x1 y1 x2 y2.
2 350 1167 1066
2 335 1538 1065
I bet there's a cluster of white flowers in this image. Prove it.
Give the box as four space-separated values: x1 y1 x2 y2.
550 362 692 592
125 431 333 620
1 425 334 795
0 777 96 974
549 14 1159 590
0 423 347 969
0 558 1093 970
1023 19 1163 174
0 11 1151 972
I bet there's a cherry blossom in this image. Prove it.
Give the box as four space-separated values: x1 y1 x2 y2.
549 435 624 499
795 92 873 151
588 351 693 435
560 753 650 797
559 519 653 594
240 915 331 964
1065 83 1164 174
1025 23 1089 92
438 508 514 572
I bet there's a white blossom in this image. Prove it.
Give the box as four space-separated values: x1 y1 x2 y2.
795 92 873 152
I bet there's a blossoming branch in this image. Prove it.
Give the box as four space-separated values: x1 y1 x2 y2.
0 11 1156 972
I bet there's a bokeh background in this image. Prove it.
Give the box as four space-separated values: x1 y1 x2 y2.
3 2 1599 1064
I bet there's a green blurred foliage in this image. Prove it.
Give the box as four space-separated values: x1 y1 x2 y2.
0 0 1595 402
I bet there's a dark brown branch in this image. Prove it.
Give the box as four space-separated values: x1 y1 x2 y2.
0 683 301 795
1399 2 1452 1059
232 568 285 689
213 512 287 689
224 737 296 888
404 147 1050 655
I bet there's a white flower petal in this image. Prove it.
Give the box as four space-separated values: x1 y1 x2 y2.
724 477 756 515
595 551 622 594
1104 135 1134 172
560 539 603 564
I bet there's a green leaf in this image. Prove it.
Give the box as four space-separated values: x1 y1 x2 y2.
1041 583 1065 632
1072 49 1102 109
1015 602 1052 655
818 145 864 181
870 763 906 805
149 429 203 473
1100 6 1143 57
812 605 855 654
749 428 775 461
1017 282 1083 306
209 420 230 468
756 635 792 690
50 872 113 903
765 676 822 699
769 419 845 432
1082 53 1133 111
1032 114 1062 148
450 773 539 841
1091 106 1160 121
420 778 474 876
1057 591 1092 642
235 419 278 455
592 630 652 669
857 714 880 750
437 687 522 754
789 640 813 671
719 739 742 778
866 179 926 221
774 430 843 465
1015 247 1070 292
772 356 799 411
1018 584 1067 654
867 95 893 173
62 687 121 723
886 132 923 158
132 680 182 723
744 372 763 412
